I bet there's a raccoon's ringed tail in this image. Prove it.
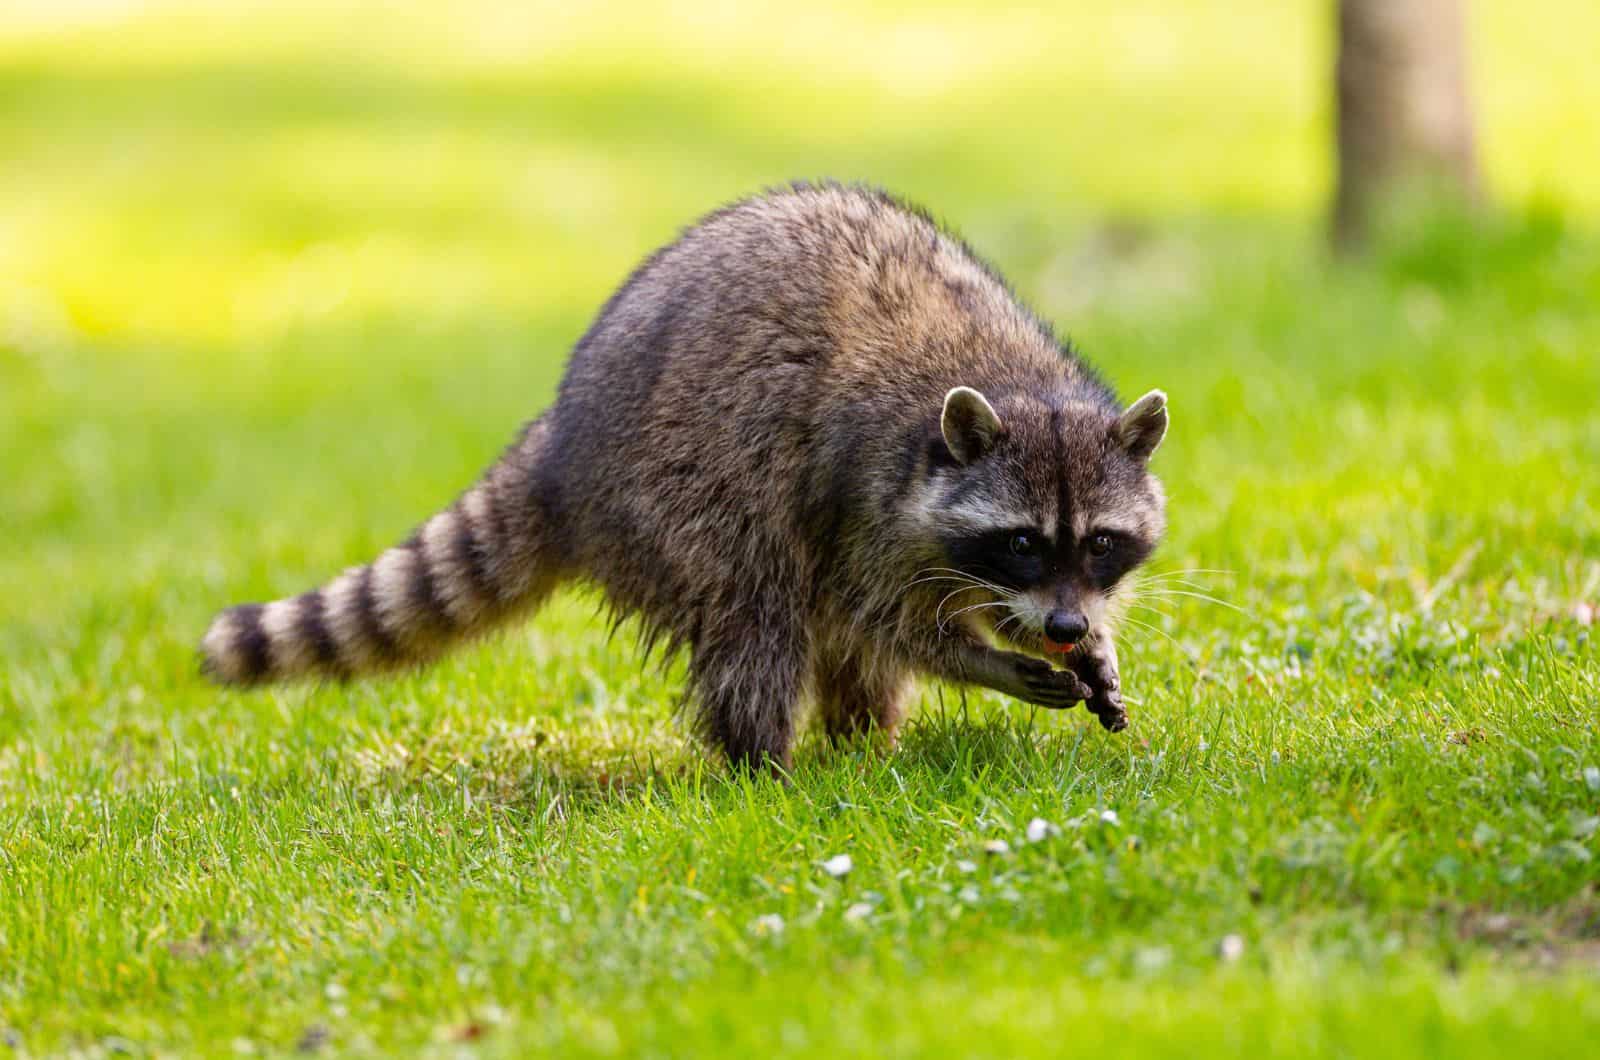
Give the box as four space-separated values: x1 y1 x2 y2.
200 421 558 685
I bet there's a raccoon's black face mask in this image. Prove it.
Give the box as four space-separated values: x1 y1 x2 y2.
913 384 1168 656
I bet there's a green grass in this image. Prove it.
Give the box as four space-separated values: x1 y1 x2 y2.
3 2 1599 1056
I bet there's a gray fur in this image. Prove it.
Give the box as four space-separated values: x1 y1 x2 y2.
201 183 1169 769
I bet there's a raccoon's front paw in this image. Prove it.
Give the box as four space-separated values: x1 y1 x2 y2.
1070 639 1127 732
1007 654 1092 711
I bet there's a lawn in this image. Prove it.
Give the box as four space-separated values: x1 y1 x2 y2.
2 1 1598 1055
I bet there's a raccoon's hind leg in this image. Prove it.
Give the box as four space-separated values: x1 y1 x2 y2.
815 651 914 750
689 599 808 773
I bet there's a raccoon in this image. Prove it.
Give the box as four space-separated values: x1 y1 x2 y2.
201 182 1169 770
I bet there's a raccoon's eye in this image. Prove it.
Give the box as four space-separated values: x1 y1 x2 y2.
1009 532 1037 557
1088 533 1114 558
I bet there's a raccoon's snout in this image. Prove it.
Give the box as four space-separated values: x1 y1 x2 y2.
1043 610 1089 645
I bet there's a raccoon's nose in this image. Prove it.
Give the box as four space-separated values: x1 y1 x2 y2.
1043 610 1089 645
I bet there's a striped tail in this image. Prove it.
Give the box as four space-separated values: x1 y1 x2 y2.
201 418 560 686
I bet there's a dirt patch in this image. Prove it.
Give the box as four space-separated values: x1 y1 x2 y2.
164 921 256 960
1455 888 1600 972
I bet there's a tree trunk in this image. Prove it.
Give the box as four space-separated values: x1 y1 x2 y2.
1333 0 1480 250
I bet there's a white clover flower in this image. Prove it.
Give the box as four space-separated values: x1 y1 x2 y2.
1099 809 1119 826
843 902 873 922
1025 817 1058 843
822 854 853 878
752 914 785 936
982 838 1010 856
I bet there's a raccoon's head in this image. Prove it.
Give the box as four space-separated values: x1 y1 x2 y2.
909 384 1168 656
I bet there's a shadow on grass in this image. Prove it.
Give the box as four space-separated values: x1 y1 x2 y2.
335 693 1135 825
901 702 1130 782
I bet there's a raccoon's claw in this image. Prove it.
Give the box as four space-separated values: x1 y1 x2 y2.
1013 656 1092 711
1070 639 1128 732
1089 689 1128 731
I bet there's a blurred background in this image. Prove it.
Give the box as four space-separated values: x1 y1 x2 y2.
2 0 1596 692
6 8 1599 1051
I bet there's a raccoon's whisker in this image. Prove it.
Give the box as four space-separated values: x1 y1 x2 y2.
999 602 1045 633
945 573 1017 597
912 579 987 598
1134 588 1254 617
911 566 1001 581
1140 568 1236 580
1116 614 1183 651
1134 588 1245 611
1135 576 1220 592
1128 575 1229 594
1125 601 1176 622
933 585 989 618
1129 573 1233 596
942 599 1014 621
966 564 1028 592
904 576 1013 597
932 587 1005 632
936 600 1013 634
991 611 1036 641
1132 576 1232 595
902 568 1017 598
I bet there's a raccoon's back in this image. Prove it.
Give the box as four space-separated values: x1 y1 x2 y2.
540 207 827 616
539 185 1061 615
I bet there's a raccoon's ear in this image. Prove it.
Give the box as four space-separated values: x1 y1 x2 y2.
1115 389 1168 462
941 386 1004 464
